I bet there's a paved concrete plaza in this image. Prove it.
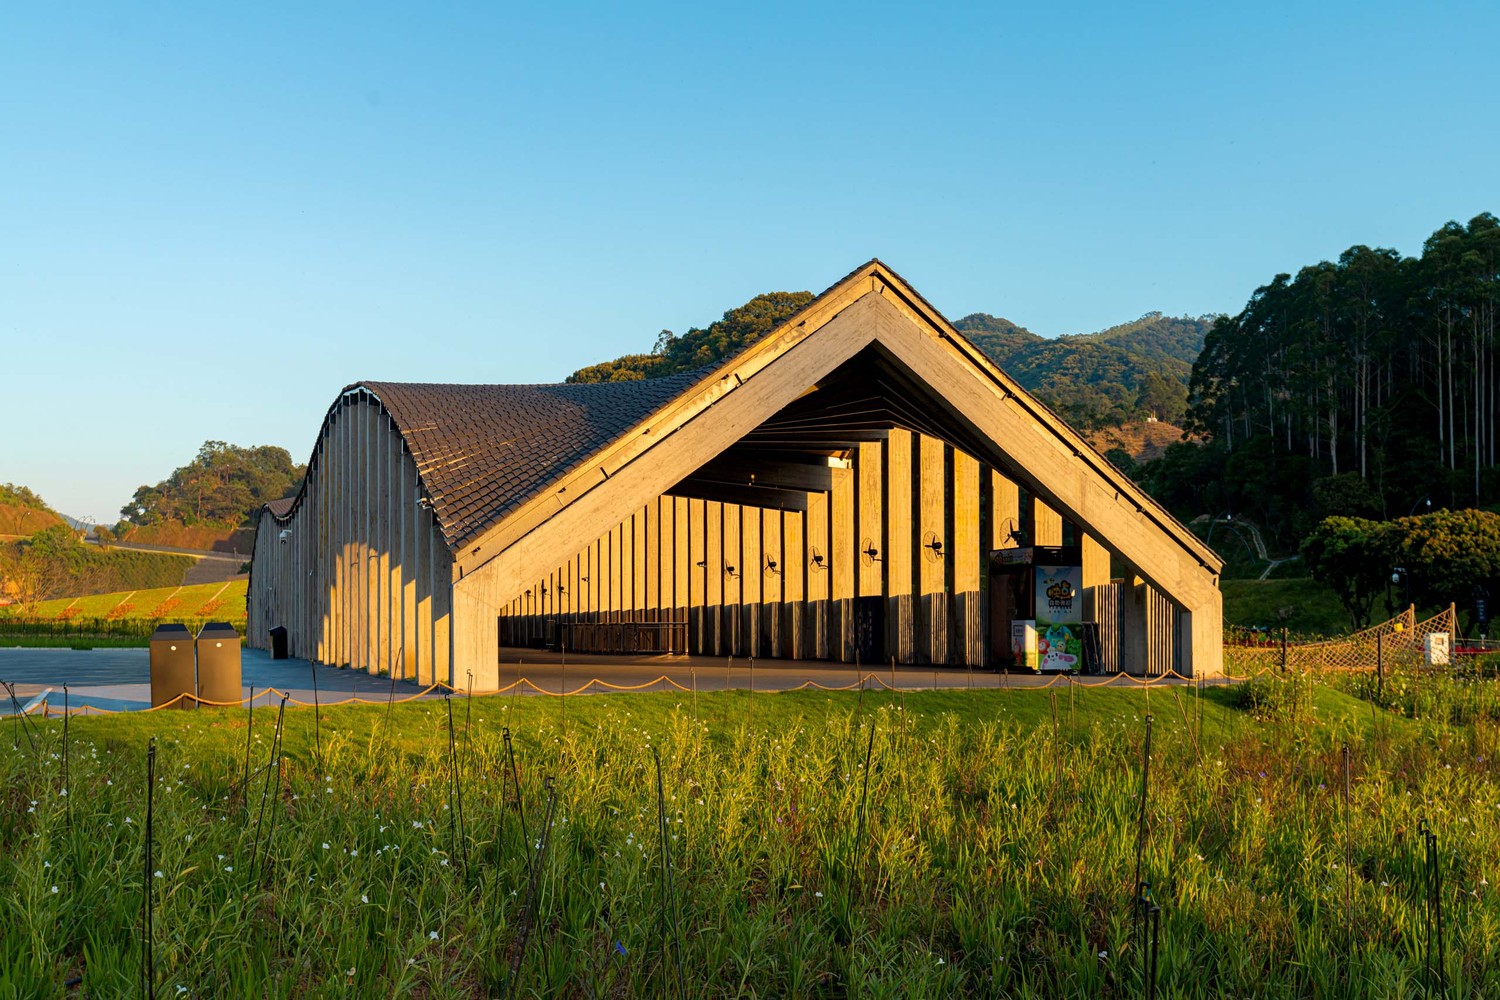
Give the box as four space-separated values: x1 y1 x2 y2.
1 643 1214 716
0 646 426 715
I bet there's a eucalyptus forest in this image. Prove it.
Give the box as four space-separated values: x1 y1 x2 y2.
1175 213 1498 533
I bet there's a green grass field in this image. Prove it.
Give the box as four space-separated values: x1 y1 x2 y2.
5 669 1499 997
1221 577 1352 635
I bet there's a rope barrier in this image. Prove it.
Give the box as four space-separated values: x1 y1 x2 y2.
23 668 1204 715
29 648 1460 718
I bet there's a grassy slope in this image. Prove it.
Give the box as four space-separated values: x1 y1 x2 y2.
1084 420 1190 462
1221 578 1352 635
17 579 247 621
119 521 255 553
0 504 65 537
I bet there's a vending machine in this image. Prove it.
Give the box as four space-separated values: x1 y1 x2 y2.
989 545 1086 672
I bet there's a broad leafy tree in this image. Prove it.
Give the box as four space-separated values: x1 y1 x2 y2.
1300 517 1396 629
121 441 304 527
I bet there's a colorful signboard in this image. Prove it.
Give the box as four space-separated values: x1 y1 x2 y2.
1035 564 1083 671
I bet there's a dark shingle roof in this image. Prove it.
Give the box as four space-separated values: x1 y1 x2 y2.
359 371 704 551
265 497 297 517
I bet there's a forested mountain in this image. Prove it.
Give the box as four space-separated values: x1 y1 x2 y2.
953 312 1210 428
1137 212 1499 551
120 441 304 529
568 292 1212 431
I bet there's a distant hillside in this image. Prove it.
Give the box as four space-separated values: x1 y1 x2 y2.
0 526 194 606
0 483 66 538
568 295 1213 432
953 312 1213 429
1085 420 1191 465
118 521 255 554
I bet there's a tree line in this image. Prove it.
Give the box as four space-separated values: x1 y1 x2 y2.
1300 508 1499 631
1177 213 1498 540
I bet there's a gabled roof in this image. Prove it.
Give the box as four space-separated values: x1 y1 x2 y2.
263 262 873 550
358 374 703 550
266 259 1220 589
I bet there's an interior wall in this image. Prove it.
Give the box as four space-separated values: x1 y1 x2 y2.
490 430 1044 669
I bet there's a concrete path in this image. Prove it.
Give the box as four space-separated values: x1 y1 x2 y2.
488 647 1228 696
1 645 1220 716
0 647 428 715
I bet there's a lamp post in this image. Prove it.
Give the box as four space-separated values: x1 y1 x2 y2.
1409 496 1432 517
1391 566 1410 611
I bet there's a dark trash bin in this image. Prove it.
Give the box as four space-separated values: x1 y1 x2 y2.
196 622 242 707
268 625 289 660
149 623 196 709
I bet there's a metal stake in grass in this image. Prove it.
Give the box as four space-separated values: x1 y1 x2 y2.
385 648 402 731
446 695 468 878
1143 891 1161 1000
464 670 475 798
852 722 876 911
61 684 70 826
1419 818 1445 996
1342 742 1353 968
1069 676 1076 744
243 685 254 806
502 726 527 841
142 737 156 1000
4 679 38 752
1131 715 1154 961
652 746 686 1000
252 694 289 886
505 775 558 1000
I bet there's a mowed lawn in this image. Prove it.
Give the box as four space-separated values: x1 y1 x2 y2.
7 672 1499 997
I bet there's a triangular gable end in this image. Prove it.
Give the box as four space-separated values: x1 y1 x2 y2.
451 261 1223 681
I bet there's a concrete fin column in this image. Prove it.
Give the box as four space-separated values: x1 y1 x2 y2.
885 430 915 664
952 450 982 666
830 465 855 662
918 435 947 664
807 490 831 659
783 509 805 659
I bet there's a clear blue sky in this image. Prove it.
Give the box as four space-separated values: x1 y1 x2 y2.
3 2 1496 523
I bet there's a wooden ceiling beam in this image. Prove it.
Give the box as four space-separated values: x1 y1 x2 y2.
664 479 812 511
686 457 835 493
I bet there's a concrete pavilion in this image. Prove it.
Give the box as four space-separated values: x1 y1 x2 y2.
248 261 1223 689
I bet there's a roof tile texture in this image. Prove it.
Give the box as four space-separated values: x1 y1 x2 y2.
360 372 702 551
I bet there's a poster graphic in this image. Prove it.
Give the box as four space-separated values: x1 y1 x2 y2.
1035 565 1083 671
